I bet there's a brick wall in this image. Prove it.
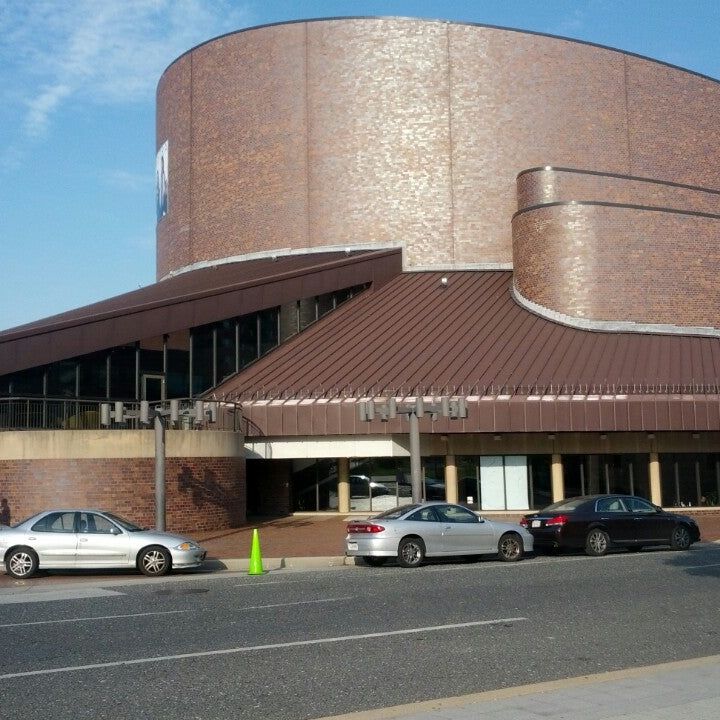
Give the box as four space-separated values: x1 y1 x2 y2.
156 18 720 278
0 457 245 535
512 203 720 328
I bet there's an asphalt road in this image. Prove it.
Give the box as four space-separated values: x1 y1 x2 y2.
1 545 719 720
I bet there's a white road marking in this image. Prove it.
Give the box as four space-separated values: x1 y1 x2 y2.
0 617 527 680
0 610 188 629
242 597 351 610
234 579 306 587
0 588 123 604
680 562 720 570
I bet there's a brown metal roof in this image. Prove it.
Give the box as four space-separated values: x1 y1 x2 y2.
0 250 401 376
217 271 720 398
213 271 720 434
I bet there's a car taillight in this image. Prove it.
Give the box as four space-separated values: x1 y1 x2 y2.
519 517 529 528
546 514 569 527
347 523 385 534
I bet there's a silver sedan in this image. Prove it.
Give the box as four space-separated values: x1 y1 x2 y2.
345 502 534 567
0 509 207 579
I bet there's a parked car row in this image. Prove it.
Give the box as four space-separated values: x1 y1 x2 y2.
345 494 701 568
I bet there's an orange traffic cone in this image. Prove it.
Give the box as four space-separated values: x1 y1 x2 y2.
248 528 264 575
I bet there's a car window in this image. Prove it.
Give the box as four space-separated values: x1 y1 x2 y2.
374 505 420 520
407 507 439 522
78 512 119 534
625 497 656 514
596 497 627 512
542 497 587 512
30 511 76 533
435 505 478 523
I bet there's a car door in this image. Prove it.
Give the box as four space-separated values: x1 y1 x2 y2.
434 504 495 554
26 511 79 567
75 512 131 567
403 506 444 554
625 497 671 542
595 497 635 542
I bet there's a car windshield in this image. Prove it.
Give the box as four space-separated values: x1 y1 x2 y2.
102 512 144 531
541 497 587 513
373 504 421 519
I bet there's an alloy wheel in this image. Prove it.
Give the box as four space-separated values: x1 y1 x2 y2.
9 551 34 578
141 549 168 575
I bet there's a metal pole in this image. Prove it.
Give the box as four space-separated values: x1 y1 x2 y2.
154 413 166 531
409 411 422 503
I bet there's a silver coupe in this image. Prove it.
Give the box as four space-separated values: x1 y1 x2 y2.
346 502 534 567
0 509 207 579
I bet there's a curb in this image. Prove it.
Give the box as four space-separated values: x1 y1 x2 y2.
207 556 355 572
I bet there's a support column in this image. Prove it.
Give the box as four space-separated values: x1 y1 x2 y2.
445 454 458 504
649 452 662 506
337 458 350 513
551 453 564 503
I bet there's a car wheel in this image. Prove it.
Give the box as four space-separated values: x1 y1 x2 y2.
397 537 425 568
670 524 692 551
6 547 39 579
138 546 171 577
498 532 524 562
362 556 388 567
585 529 610 556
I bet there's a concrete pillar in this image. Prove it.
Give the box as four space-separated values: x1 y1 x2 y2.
445 454 458 504
551 453 564 502
338 458 350 513
649 452 662 506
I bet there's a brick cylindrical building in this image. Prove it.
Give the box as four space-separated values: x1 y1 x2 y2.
156 17 720 332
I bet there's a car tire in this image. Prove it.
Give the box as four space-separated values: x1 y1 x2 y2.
362 556 388 567
397 537 425 568
585 528 610 556
498 532 524 562
670 524 692 551
137 546 172 577
5 547 39 579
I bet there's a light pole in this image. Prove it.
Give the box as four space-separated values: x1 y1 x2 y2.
358 396 467 503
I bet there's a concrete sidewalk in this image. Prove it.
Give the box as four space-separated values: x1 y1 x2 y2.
195 511 720 570
314 654 720 720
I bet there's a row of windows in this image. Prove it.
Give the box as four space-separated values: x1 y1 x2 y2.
0 286 367 401
283 453 720 513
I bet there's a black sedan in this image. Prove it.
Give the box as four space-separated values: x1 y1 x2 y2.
521 494 701 556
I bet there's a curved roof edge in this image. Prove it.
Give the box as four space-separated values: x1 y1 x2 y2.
511 281 720 338
157 15 720 90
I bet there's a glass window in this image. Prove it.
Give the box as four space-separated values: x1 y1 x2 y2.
217 319 236 382
79 513 117 534
435 505 478 523
298 297 317 330
660 453 720 507
317 292 335 318
8 367 45 395
563 454 648 498
595 497 627 512
31 512 76 532
191 325 214 395
259 308 279 355
279 302 299 342
166 349 189 398
78 352 107 398
238 314 259 368
109 347 137 399
47 360 77 398
139 348 163 374
626 497 656 513
407 507 438 522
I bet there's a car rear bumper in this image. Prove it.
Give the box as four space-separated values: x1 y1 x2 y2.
345 536 397 557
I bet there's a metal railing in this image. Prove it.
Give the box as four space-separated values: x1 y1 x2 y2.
0 397 242 432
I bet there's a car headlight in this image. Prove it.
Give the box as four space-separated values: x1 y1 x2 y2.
174 542 199 551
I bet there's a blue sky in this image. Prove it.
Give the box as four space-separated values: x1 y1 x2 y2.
1 0 718 331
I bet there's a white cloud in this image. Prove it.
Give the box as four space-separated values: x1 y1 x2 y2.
1 0 251 140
